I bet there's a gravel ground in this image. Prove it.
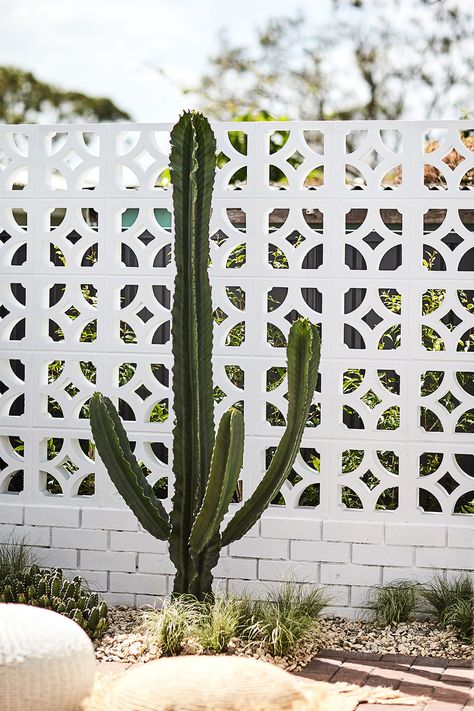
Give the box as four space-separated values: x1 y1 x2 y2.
94 607 473 669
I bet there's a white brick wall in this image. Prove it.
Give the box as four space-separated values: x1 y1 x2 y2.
1 507 473 613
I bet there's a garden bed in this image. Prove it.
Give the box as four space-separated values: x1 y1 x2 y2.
95 606 473 670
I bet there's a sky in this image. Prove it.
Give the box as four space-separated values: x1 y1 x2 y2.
0 0 332 123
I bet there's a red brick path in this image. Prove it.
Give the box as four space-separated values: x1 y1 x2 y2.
297 650 474 710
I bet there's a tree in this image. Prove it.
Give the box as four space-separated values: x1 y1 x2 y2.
188 0 473 120
0 66 130 123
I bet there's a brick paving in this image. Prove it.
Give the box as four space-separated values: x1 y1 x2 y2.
297 650 474 710
96 651 473 710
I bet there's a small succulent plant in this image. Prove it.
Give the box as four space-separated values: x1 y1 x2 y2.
0 564 109 640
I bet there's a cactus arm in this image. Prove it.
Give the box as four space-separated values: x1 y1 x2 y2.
168 111 217 592
221 319 320 546
90 393 170 540
189 408 244 554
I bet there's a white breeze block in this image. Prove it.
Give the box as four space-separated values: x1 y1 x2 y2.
0 604 95 711
447 526 474 549
320 564 381 586
52 528 107 550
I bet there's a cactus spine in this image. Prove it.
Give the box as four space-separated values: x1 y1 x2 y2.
90 111 320 599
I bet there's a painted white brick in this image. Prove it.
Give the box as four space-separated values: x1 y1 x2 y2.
110 572 167 596
138 553 176 575
261 518 322 541
258 559 318 583
52 528 107 550
323 521 383 544
0 524 51 547
321 564 380 586
382 567 440 585
25 506 79 528
110 530 168 554
81 550 136 572
81 508 138 531
291 540 350 563
325 606 358 619
0 505 23 524
229 538 288 560
227 579 276 599
65 569 108 592
214 557 257 579
416 547 474 570
353 544 413 567
385 523 446 547
103 592 135 606
447 526 474 549
349 586 372 608
136 594 164 607
40 548 78 569
326 585 350 606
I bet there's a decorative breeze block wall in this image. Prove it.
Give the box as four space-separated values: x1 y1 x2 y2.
0 121 473 613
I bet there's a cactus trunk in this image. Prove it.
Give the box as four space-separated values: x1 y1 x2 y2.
168 112 217 596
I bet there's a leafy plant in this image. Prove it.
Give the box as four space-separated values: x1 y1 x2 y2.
90 111 320 599
0 565 109 640
0 535 38 582
367 581 421 625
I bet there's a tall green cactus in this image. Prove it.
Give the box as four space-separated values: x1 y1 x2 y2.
90 111 320 599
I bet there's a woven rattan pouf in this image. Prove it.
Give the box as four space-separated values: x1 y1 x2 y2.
98 655 328 711
0 603 96 711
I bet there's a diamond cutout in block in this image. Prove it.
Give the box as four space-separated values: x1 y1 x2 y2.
438 391 461 413
286 230 306 248
64 382 80 398
441 231 463 251
440 309 462 332
360 390 382 409
441 148 464 169
65 305 80 320
136 306 154 323
363 148 385 169
362 309 383 329
213 385 226 403
59 457 79 476
437 472 460 494
213 307 228 325
286 150 305 168
362 231 384 250
360 470 380 490
135 384 152 401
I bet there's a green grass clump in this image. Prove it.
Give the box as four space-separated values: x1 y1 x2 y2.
420 573 473 642
0 535 38 582
368 581 420 626
143 582 330 658
443 599 473 642
143 596 201 656
237 582 330 657
419 573 473 623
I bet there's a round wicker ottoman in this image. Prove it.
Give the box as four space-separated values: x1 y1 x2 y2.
94 655 328 711
0 603 96 711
